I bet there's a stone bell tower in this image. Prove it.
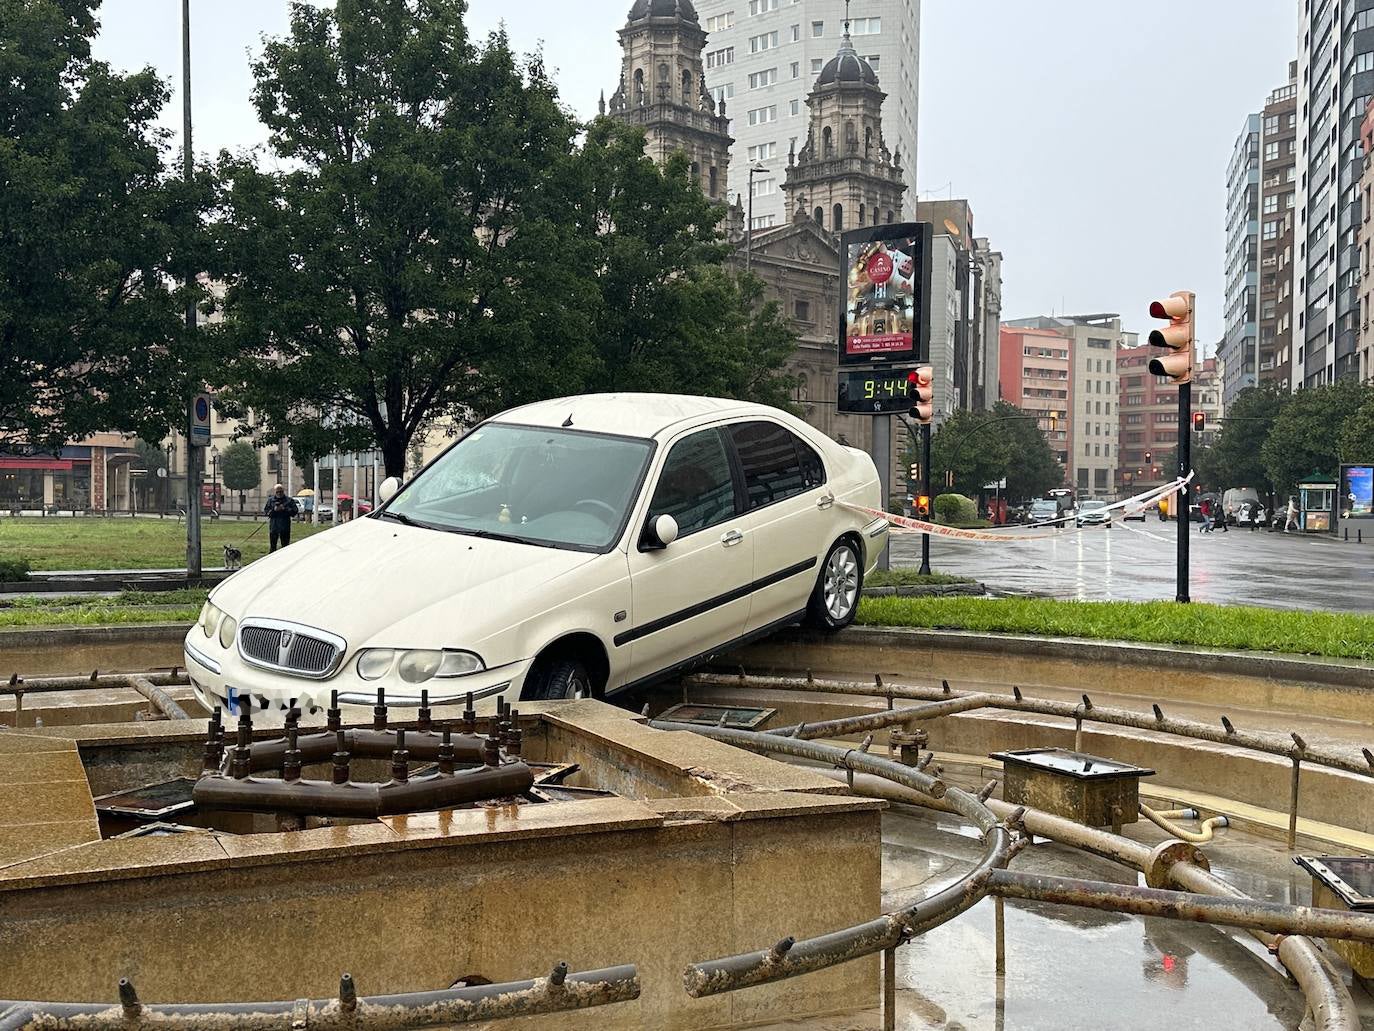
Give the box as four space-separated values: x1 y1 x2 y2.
604 0 732 201
783 8 905 237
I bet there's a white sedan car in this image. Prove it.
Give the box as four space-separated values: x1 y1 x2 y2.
185 394 886 715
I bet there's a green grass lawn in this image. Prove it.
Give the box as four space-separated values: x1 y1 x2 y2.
857 596 1374 662
0 588 209 628
865 569 975 588
0 517 328 572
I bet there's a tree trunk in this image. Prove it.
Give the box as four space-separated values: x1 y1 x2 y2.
382 434 407 480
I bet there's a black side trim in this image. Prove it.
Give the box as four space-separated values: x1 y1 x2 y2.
612 609 809 696
613 556 818 648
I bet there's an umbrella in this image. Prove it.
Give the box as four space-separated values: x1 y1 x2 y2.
337 493 352 501
295 488 315 496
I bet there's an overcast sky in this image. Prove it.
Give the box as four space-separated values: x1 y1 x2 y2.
92 0 1298 349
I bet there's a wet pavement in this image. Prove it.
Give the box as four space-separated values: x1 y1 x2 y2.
769 803 1374 1030
889 520 1374 613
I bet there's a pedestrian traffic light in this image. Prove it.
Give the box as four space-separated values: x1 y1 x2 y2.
908 365 934 425
1147 290 1195 385
1192 411 1205 433
916 495 930 517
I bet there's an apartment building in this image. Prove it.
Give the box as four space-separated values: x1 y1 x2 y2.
1258 64 1299 388
998 326 1071 475
1117 348 1221 494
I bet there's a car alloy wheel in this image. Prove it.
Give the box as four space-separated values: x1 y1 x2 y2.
823 545 859 621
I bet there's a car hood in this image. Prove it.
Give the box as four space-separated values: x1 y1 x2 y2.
210 517 601 648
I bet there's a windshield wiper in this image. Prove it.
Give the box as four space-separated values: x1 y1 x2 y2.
455 527 558 548
379 510 430 529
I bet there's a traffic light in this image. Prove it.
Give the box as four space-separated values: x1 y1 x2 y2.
1192 411 1205 433
1144 450 1152 465
908 365 934 425
909 463 919 480
916 495 930 518
1146 290 1195 385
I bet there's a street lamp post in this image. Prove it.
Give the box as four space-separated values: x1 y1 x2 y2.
745 162 767 271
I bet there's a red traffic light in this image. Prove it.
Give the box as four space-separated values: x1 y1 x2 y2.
1147 290 1195 385
1192 411 1205 433
908 365 935 425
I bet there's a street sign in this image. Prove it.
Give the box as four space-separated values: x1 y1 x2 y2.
189 393 212 448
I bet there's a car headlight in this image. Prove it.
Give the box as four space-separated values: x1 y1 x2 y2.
356 649 396 680
354 648 485 683
199 603 222 639
218 615 238 650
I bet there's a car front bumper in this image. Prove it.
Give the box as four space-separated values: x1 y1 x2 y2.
184 629 531 719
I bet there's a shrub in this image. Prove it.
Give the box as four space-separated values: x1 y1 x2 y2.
0 557 31 582
934 493 976 524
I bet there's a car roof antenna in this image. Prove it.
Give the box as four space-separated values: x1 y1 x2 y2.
561 412 574 427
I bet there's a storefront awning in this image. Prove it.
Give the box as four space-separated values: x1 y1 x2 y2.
0 458 75 470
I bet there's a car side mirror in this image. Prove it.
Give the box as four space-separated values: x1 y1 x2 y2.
645 513 678 550
378 476 402 504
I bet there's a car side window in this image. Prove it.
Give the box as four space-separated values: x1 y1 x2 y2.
646 429 737 536
729 421 816 510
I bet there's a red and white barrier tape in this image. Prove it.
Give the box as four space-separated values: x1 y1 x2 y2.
844 474 1194 542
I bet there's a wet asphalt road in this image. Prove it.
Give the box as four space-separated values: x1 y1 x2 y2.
888 518 1374 613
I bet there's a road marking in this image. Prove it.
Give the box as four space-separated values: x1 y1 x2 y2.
1115 521 1172 544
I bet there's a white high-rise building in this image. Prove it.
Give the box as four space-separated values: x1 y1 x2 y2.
694 0 919 229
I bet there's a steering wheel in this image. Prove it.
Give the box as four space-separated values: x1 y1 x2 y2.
573 499 619 522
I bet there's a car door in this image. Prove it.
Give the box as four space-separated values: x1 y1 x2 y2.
727 420 833 635
622 426 753 684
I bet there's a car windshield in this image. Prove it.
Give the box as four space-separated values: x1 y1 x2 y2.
383 423 654 551
1082 501 1107 511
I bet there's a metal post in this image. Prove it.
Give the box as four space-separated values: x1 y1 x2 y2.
182 0 201 579
873 415 891 571
1176 380 1191 603
919 422 931 574
881 946 896 1031
994 896 1006 975
1288 757 1301 850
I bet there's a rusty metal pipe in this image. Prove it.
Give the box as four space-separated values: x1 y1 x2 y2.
986 868 1374 943
766 695 989 740
192 761 534 818
240 729 486 773
0 672 189 697
0 963 640 1030
130 676 192 721
687 672 1373 780
1139 803 1228 844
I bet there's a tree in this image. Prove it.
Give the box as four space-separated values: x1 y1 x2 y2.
1262 380 1372 498
210 0 591 477
928 410 1010 499
1340 394 1374 465
1207 383 1290 496
0 0 205 449
133 438 169 509
991 402 1062 501
220 441 261 500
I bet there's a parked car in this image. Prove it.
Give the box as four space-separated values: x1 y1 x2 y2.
1076 499 1112 527
1234 499 1269 528
1029 498 1067 528
184 395 886 717
1122 501 1147 522
1221 487 1260 525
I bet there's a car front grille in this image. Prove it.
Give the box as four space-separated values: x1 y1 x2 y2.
238 620 344 679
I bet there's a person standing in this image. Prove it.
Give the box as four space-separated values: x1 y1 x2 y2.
1284 496 1300 533
1200 497 1213 533
264 484 300 552
1251 503 1265 532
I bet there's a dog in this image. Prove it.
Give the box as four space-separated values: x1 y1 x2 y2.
223 544 243 571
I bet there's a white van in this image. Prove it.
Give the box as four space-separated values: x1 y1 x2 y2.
1221 487 1260 524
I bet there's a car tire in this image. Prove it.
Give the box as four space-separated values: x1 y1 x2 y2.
805 538 862 633
524 658 593 701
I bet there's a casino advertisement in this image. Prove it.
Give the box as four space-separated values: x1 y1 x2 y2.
1342 465 1373 520
837 224 931 368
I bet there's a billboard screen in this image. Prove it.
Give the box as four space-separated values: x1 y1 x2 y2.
837 223 932 367
1342 465 1373 520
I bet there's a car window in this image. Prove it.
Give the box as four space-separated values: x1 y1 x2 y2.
796 436 826 490
646 429 737 536
729 421 810 510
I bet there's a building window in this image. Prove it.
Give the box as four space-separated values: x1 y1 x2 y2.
789 98 800 116
750 176 776 197
811 20 824 36
746 142 777 162
850 16 881 34
811 58 824 73
833 203 843 230
1264 114 1280 135
794 298 812 322
866 55 880 70
711 83 733 103
748 0 779 14
749 214 777 229
790 61 800 78
705 12 734 32
707 47 734 68
790 23 800 42
747 104 777 125
749 30 779 52
748 68 778 89
1265 141 1279 161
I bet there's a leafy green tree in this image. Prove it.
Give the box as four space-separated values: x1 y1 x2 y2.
1207 383 1290 495
220 441 261 514
991 401 1062 502
1340 395 1374 465
1262 380 1372 498
929 409 1009 499
0 0 204 449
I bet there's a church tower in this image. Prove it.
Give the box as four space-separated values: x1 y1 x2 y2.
604 0 732 201
782 10 906 236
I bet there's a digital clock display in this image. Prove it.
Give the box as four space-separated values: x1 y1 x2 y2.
837 369 918 414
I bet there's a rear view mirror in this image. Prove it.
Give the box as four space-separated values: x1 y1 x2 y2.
378 476 402 504
645 514 678 549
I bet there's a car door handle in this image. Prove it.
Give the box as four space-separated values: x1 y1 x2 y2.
816 493 835 510
721 529 744 547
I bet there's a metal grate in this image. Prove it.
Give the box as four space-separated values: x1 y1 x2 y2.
238 621 342 678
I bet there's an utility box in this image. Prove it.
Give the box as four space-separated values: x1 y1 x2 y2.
992 748 1154 831
1295 856 1374 984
